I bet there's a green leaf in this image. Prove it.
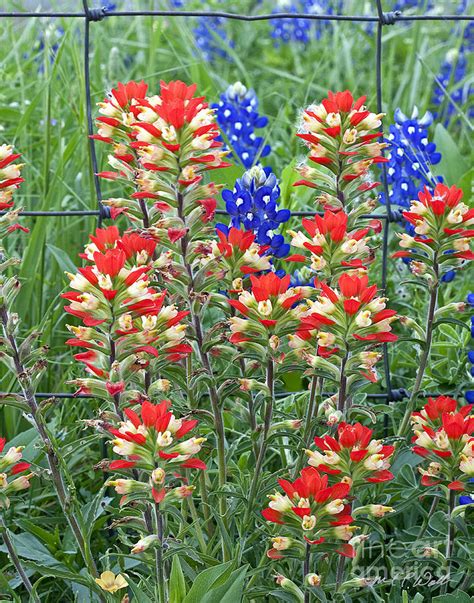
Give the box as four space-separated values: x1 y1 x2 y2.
433 124 468 185
183 561 234 603
169 555 187 603
126 576 155 603
433 318 470 333
205 566 248 603
23 561 94 590
457 167 473 199
46 243 77 274
432 591 472 603
82 487 112 540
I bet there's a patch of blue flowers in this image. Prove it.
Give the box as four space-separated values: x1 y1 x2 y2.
193 16 234 61
391 0 434 11
382 108 460 282
213 82 271 169
218 166 290 258
383 108 442 209
270 0 340 45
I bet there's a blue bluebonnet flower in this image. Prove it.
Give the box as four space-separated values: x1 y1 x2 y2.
33 24 64 72
213 82 271 169
383 107 442 209
391 0 434 11
383 108 461 282
270 0 340 45
290 268 314 287
459 478 474 505
193 17 233 61
432 23 474 126
218 166 290 258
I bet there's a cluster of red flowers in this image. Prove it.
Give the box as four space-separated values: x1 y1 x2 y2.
0 438 33 509
287 210 381 277
262 466 356 559
295 90 384 211
411 396 474 490
102 400 206 505
93 80 229 228
306 422 394 486
63 225 190 399
394 184 473 275
288 273 397 386
0 144 28 236
227 272 311 346
211 227 272 292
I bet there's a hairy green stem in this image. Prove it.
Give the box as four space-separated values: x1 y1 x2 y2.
186 491 207 553
303 542 311 603
154 504 166 603
337 352 349 414
335 553 346 592
294 375 320 479
441 490 456 595
417 495 439 540
397 259 439 436
176 190 228 559
0 516 38 601
243 358 274 527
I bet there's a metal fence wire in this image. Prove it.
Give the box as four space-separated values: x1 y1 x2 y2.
0 1 472 403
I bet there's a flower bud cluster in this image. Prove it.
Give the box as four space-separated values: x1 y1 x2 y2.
411 396 474 491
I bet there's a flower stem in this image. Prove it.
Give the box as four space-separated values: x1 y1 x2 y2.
176 190 228 548
0 308 97 578
243 358 274 527
0 516 38 601
186 491 207 553
337 351 349 414
294 375 320 479
417 495 439 540
153 504 166 603
239 356 258 458
441 489 456 595
397 260 439 436
335 553 346 592
303 542 311 603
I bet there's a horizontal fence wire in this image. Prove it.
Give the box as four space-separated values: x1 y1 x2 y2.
0 10 472 21
0 3 471 403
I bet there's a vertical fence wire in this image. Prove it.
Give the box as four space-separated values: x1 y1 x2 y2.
376 0 395 404
82 0 105 227
0 4 472 399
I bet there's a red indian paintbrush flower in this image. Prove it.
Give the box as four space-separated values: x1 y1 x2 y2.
289 273 398 387
227 272 311 345
287 210 380 277
0 143 29 237
101 399 206 505
0 145 24 211
93 79 229 226
394 184 473 275
411 396 474 491
262 466 356 559
204 226 272 294
0 437 34 509
295 90 384 211
306 422 395 486
64 226 190 398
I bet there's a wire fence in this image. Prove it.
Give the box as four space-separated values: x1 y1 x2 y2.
0 1 472 402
